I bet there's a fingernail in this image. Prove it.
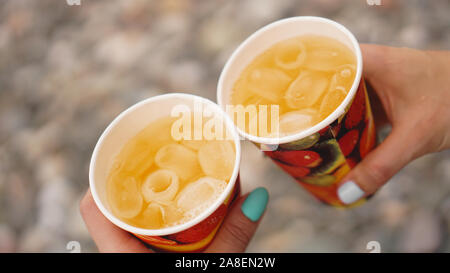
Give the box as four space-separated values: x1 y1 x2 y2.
241 187 269 222
338 181 365 205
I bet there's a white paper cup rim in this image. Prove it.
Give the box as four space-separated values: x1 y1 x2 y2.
217 16 363 145
89 93 241 236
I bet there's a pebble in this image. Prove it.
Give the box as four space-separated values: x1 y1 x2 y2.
398 210 443 252
0 225 16 252
1 0 449 253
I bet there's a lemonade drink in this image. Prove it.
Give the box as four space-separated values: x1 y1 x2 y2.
107 115 236 229
231 35 357 137
218 17 376 207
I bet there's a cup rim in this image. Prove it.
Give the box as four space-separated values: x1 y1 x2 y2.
89 93 242 236
217 16 363 145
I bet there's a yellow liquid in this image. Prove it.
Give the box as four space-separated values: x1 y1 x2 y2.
231 35 356 137
107 115 236 229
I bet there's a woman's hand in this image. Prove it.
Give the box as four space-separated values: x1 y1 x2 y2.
337 44 450 205
80 187 268 253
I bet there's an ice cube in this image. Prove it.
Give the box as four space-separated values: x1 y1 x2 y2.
182 140 207 151
339 65 354 78
140 202 165 229
279 109 317 135
108 176 143 219
247 68 292 103
319 88 347 120
285 71 328 109
175 115 204 142
155 144 201 181
138 117 178 150
198 141 235 180
242 95 267 106
162 203 184 226
176 177 227 216
303 49 342 71
119 141 154 177
318 68 353 120
274 40 307 70
141 169 179 203
329 64 355 90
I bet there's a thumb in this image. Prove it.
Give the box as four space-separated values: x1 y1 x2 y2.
337 127 417 205
206 187 269 253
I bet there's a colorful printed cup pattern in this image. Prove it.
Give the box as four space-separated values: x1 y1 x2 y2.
263 79 376 207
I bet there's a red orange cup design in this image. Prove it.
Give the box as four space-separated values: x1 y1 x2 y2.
89 94 241 252
264 80 375 207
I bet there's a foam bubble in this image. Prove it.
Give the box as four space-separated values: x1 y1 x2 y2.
183 181 226 220
174 177 227 225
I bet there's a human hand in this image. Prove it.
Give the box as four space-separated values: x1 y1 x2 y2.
337 44 450 205
80 187 268 252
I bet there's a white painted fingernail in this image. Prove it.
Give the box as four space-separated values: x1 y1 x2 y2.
338 181 365 205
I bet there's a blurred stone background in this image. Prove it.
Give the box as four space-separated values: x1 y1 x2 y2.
0 0 449 252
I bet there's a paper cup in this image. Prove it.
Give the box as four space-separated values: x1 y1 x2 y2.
217 17 376 207
89 93 241 252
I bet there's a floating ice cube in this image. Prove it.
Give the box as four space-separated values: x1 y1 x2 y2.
340 68 352 78
140 202 165 229
138 117 178 149
155 144 201 181
329 64 355 91
285 71 328 109
198 141 235 180
318 66 353 120
108 176 143 219
176 177 227 218
141 169 179 203
247 68 292 102
118 141 154 177
274 40 307 70
303 49 342 71
279 109 317 135
319 88 347 120
182 140 207 151
162 203 184 227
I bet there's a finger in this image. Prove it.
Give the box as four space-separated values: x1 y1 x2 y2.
206 187 269 253
360 44 395 127
366 81 390 127
337 127 417 205
79 189 152 253
360 43 391 81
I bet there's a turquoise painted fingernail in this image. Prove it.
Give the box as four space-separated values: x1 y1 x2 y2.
241 187 269 222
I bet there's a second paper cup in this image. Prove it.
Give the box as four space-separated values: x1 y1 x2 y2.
217 16 376 207
89 93 241 252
